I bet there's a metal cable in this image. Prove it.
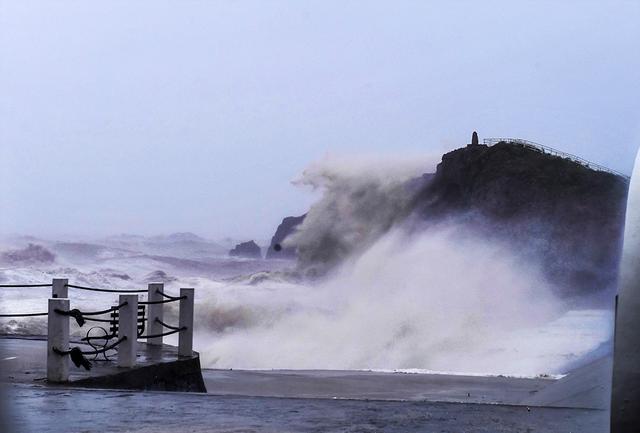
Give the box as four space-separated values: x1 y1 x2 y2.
0 312 48 317
81 333 117 341
139 297 185 305
54 302 129 327
79 302 128 316
53 336 127 356
83 317 113 323
54 302 127 318
155 318 182 331
139 327 185 339
0 283 52 288
65 284 146 293
155 289 183 301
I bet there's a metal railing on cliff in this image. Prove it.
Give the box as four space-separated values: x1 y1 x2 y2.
483 137 630 180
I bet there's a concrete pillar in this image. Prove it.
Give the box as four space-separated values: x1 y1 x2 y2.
178 288 194 357
51 278 68 299
118 294 138 368
147 283 164 345
47 298 69 382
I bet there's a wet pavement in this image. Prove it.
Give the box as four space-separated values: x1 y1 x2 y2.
3 383 607 433
0 336 609 432
201 369 552 405
2 336 551 406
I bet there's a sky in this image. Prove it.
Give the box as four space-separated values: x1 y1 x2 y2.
1 1 639 240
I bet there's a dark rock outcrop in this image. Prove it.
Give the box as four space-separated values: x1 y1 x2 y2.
1 244 55 265
229 241 262 259
143 270 177 283
266 215 306 259
269 141 628 298
413 141 629 297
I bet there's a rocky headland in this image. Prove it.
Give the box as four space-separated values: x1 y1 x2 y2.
267 140 629 298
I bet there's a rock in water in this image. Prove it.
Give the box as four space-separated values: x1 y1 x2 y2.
229 241 262 259
143 270 177 283
266 215 306 259
0 243 55 265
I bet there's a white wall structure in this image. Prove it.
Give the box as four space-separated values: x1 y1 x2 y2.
611 149 640 432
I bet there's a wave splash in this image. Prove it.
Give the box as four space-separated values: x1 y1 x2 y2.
196 225 611 376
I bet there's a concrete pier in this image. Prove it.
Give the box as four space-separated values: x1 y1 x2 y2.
4 336 206 392
2 279 204 398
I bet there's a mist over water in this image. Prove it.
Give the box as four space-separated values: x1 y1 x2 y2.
193 155 613 376
197 224 608 376
0 154 614 376
287 153 439 273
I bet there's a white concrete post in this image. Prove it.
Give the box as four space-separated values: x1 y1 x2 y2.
118 294 138 368
51 278 68 299
147 283 164 346
47 298 69 382
178 288 194 357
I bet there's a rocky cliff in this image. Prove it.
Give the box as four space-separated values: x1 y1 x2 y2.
266 215 306 259
413 142 628 296
268 141 629 297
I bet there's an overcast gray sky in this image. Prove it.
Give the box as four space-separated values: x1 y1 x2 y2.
1 1 639 240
